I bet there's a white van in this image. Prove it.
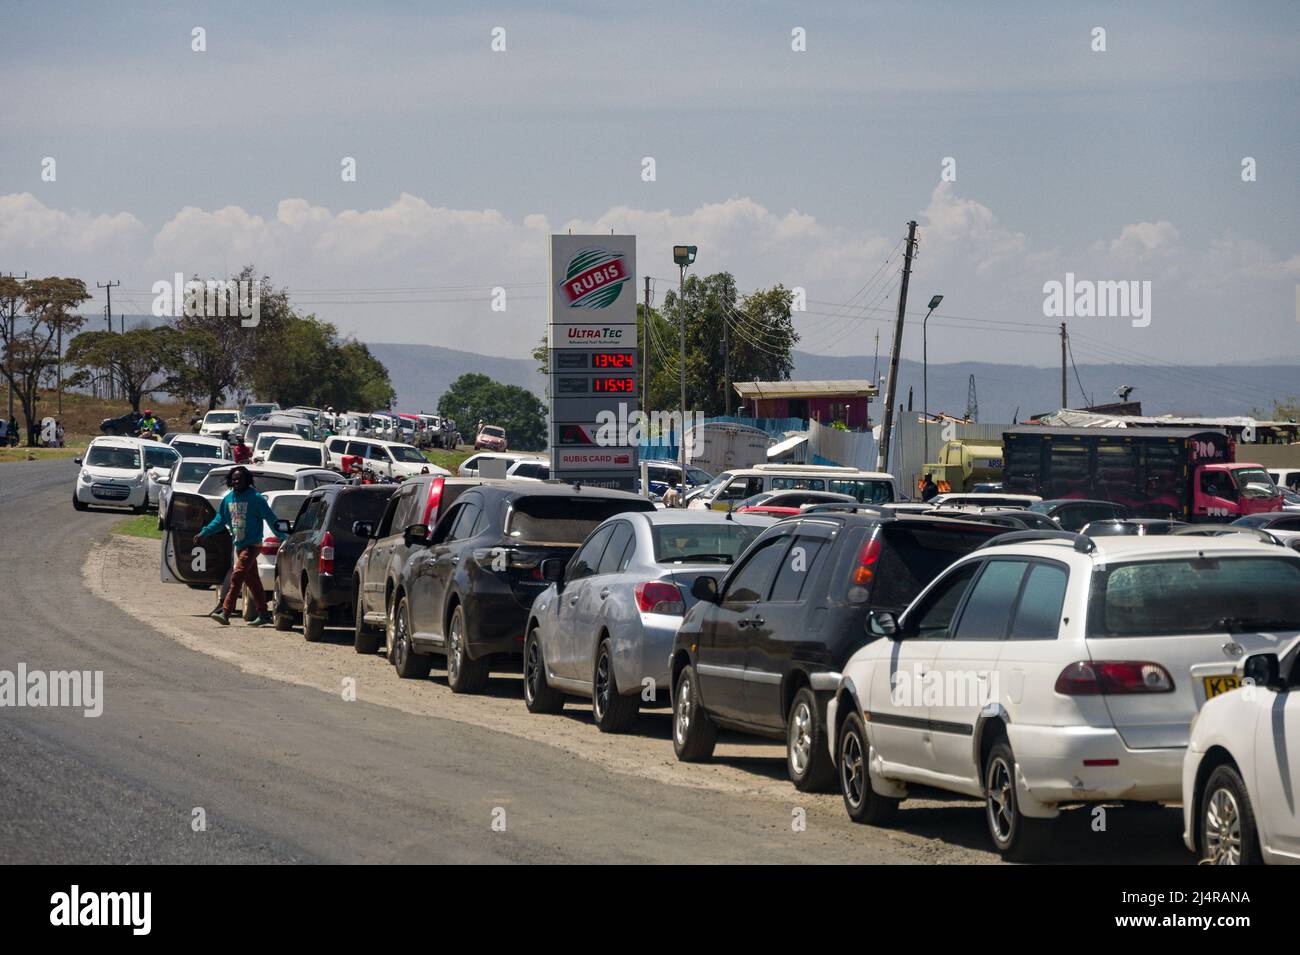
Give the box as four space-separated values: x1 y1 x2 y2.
685 464 897 510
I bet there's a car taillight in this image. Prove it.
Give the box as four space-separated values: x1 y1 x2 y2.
635 581 685 615
260 536 281 556
319 530 335 576
1054 661 1174 695
852 536 881 586
421 476 444 525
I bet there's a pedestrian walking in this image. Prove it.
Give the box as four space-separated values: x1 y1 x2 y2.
194 466 285 626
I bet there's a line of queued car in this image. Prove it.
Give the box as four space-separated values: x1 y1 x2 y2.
136 445 1300 864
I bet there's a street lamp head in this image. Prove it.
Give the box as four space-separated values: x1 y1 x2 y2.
927 294 944 310
673 245 698 267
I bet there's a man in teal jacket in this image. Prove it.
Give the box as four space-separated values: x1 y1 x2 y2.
196 466 285 626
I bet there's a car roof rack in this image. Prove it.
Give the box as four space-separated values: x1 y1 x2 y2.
1170 524 1282 545
977 530 1095 553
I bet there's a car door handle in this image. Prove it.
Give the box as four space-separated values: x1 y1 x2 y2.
737 618 749 629
751 615 765 627
599 588 610 600
568 596 580 606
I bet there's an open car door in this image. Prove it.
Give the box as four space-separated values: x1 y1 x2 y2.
160 491 233 587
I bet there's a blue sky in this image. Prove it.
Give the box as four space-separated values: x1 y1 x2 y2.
3 1 1298 365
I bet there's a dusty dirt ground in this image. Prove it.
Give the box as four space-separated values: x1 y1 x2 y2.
85 535 1001 863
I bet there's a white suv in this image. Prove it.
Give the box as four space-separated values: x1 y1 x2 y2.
1183 640 1300 864
828 531 1300 860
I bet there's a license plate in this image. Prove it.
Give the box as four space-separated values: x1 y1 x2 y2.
1203 675 1240 700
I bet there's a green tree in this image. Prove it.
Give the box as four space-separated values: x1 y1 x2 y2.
438 373 547 451
66 327 169 412
0 277 89 441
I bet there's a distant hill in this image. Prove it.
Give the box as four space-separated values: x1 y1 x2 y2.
368 342 1296 423
366 342 544 413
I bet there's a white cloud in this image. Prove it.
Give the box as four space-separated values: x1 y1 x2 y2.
2 188 1297 365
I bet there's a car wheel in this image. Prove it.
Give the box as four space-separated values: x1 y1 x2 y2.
302 575 324 641
838 710 900 824
392 596 432 679
1199 764 1263 865
671 663 717 761
446 604 489 694
353 583 380 654
592 639 640 733
72 493 88 512
272 575 295 631
984 740 1050 862
523 629 564 714
787 686 835 792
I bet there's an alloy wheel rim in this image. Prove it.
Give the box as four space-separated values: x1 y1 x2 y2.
986 756 1015 844
394 608 408 666
595 652 611 718
675 677 691 744
789 701 813 775
525 640 539 702
449 612 462 682
841 729 865 808
1205 787 1242 864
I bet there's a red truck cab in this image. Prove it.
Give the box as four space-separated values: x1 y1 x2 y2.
1192 462 1283 519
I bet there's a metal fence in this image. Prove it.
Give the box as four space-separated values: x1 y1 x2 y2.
890 417 1014 498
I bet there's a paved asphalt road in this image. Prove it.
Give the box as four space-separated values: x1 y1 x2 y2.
0 459 1189 864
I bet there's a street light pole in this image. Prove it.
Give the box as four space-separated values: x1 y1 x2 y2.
922 293 944 473
672 245 697 480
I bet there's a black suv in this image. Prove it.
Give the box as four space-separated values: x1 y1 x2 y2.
388 483 655 693
273 484 396 640
1026 498 1128 531
352 475 488 655
670 512 1001 791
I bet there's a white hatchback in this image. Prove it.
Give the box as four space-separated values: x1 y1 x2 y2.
828 532 1300 860
74 437 150 511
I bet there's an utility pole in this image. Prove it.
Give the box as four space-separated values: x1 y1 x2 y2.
876 220 918 473
643 276 651 412
2 270 27 420
722 298 731 417
1060 322 1068 408
672 245 697 477
99 280 120 398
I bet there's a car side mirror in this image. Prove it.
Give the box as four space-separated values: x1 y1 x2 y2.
402 523 429 547
1241 652 1284 693
74 457 83 465
156 474 171 484
691 574 719 603
868 610 900 639
540 557 566 584
274 518 293 535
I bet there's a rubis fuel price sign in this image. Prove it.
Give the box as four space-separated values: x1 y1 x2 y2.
548 235 640 490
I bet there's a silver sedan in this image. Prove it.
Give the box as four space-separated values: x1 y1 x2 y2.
523 510 773 732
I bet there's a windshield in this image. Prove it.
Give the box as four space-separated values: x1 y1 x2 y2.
391 445 426 463
1088 556 1300 636
507 496 654 545
245 404 276 417
652 523 764 564
687 468 713 485
269 444 324 465
738 492 775 508
86 446 140 469
483 426 504 437
177 461 219 484
1233 467 1280 500
206 412 238 424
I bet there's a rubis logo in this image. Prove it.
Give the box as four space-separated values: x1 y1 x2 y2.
558 248 631 309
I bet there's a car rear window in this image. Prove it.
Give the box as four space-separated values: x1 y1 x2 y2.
507 496 653 545
177 461 219 483
174 441 223 459
652 522 764 564
1087 556 1300 636
828 479 894 504
329 488 395 538
860 522 1001 609
270 494 307 521
269 444 323 465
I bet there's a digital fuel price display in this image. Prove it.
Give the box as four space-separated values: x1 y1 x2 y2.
553 351 636 371
556 376 637 395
